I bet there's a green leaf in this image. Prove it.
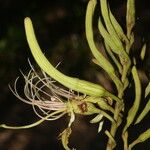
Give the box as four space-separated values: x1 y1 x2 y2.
123 66 141 132
90 113 103 123
140 43 146 61
100 110 115 123
98 17 118 54
134 82 150 123
108 6 129 43
126 0 135 38
129 128 150 150
83 96 116 114
104 42 123 74
85 0 115 73
86 0 123 92
135 99 150 124
145 82 150 98
100 0 124 53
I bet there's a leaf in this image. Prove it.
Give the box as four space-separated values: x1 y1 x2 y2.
98 121 104 133
145 82 150 98
100 0 124 52
86 0 123 93
108 6 129 43
90 113 103 123
100 110 115 123
59 128 72 150
129 128 150 150
98 17 118 54
134 82 150 124
104 42 123 74
83 96 120 111
97 100 115 114
100 0 132 83
126 0 135 38
140 43 146 61
85 0 115 74
135 99 150 124
123 66 141 133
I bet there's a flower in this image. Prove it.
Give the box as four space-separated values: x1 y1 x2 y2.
9 60 72 121
0 16 121 150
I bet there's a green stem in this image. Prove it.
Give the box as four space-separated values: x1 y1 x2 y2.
0 109 66 129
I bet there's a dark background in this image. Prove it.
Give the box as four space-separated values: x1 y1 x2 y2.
0 0 150 149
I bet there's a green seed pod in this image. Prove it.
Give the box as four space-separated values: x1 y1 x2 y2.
24 17 121 102
24 17 104 97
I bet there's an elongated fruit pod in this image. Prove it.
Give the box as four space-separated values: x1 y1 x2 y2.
24 17 120 102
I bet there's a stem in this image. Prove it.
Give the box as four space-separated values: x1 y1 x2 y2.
106 57 131 149
106 88 124 150
122 131 129 150
0 109 66 129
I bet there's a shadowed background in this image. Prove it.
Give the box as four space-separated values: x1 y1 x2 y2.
0 0 150 149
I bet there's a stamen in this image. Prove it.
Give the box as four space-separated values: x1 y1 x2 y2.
9 61 79 121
